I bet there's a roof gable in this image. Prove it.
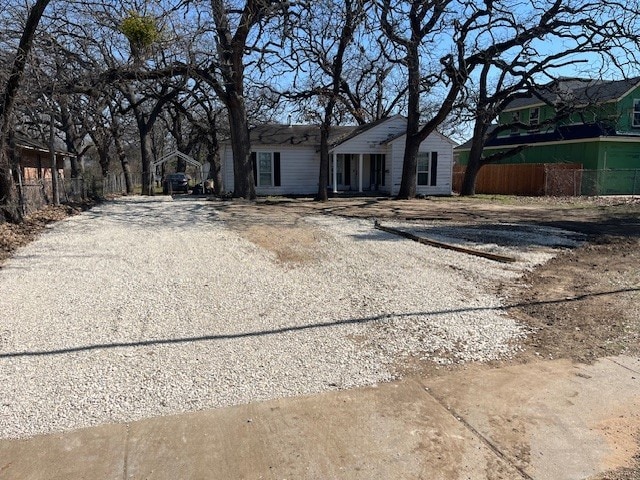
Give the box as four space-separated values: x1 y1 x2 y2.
384 129 458 147
329 114 406 148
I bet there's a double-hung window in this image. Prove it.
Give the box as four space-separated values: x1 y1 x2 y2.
258 152 273 186
417 153 430 186
510 112 520 135
529 107 540 132
416 152 438 186
633 99 640 127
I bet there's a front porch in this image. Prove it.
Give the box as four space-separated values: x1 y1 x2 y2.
329 153 389 194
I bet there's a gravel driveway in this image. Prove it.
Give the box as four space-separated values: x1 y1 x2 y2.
0 197 576 439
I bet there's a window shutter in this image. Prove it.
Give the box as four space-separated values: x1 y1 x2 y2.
344 155 351 185
430 152 438 186
274 152 281 187
251 152 257 186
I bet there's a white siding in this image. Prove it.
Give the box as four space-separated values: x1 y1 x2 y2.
389 132 454 196
331 115 407 154
222 145 319 195
222 145 233 193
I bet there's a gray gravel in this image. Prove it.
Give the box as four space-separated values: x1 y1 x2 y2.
0 197 578 439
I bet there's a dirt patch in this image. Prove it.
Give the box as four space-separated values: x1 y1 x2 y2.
506 236 640 364
215 201 327 265
242 224 327 264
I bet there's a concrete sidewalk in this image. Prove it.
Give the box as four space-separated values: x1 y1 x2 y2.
1 357 639 480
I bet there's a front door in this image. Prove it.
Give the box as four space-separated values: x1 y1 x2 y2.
331 154 354 190
369 154 386 190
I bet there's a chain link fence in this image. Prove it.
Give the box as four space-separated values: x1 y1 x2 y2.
544 168 640 196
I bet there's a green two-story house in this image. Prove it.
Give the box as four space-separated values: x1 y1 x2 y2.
455 77 640 195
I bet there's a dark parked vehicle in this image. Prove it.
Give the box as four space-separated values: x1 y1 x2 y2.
163 173 190 194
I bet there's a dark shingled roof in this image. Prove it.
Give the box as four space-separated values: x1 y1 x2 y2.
455 123 621 151
248 124 357 147
13 132 49 151
247 115 407 148
505 77 640 111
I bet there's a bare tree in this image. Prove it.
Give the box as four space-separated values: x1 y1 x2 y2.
459 7 640 195
379 0 640 199
0 0 50 222
186 0 290 199
165 81 228 194
288 0 368 201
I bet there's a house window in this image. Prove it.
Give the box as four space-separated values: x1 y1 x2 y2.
417 152 430 185
510 112 520 135
633 99 640 127
529 107 540 128
258 152 273 186
416 152 438 186
251 152 281 187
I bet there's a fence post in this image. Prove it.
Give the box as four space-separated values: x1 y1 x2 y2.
634 169 638 196
544 165 548 195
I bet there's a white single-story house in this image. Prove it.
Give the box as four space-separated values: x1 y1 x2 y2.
221 115 455 196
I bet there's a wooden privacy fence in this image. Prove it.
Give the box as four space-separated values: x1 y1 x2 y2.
453 163 582 196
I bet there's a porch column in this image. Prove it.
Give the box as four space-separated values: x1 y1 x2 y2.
332 152 338 193
358 153 363 192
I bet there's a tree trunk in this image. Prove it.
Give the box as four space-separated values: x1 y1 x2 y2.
460 122 491 196
316 124 330 201
0 0 50 222
397 133 422 199
227 94 254 199
0 139 21 223
397 44 421 200
139 125 153 195
460 158 481 196
206 148 224 195
115 135 133 194
49 115 60 206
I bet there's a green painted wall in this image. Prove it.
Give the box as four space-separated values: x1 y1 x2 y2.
499 85 640 135
614 85 640 132
456 141 601 168
458 85 640 194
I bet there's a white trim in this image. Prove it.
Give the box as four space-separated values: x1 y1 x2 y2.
383 129 458 147
332 153 338 193
632 99 640 128
614 81 640 103
358 153 363 192
416 152 431 186
255 151 275 187
503 101 546 113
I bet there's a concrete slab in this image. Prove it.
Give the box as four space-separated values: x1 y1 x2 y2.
1 358 637 480
0 379 522 480
0 424 127 480
422 357 640 480
124 379 521 479
607 355 640 374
